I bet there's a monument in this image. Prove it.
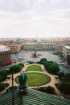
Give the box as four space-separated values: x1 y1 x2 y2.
19 71 28 95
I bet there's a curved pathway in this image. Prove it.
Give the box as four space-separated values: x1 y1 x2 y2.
20 64 61 95
0 63 61 96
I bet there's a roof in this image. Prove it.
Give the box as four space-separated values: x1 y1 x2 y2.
0 88 70 105
0 45 10 52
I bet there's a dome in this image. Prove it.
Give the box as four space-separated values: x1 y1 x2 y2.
0 45 10 52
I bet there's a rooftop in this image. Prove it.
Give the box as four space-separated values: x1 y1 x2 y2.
0 45 10 52
0 89 70 105
64 46 70 50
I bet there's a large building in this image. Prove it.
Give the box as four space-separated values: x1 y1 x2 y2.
7 44 23 53
0 40 23 53
63 46 70 65
0 45 12 67
23 42 56 51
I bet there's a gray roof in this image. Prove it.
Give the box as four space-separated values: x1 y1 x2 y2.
0 88 70 105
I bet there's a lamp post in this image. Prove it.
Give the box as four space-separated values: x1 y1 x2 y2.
10 63 24 105
11 72 15 105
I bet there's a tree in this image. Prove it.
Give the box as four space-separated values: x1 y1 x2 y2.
38 58 48 68
8 63 24 105
27 61 34 64
59 73 70 94
0 70 8 92
9 63 24 89
58 72 64 79
47 61 59 74
0 70 7 83
8 63 24 74
38 58 59 75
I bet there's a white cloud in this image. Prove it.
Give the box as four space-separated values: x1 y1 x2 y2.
0 0 70 12
0 12 70 38
0 0 70 38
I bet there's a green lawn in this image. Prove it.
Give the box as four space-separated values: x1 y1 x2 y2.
26 64 43 72
16 64 50 87
27 72 49 87
16 72 49 87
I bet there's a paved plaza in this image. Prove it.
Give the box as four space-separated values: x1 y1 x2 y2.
12 51 61 63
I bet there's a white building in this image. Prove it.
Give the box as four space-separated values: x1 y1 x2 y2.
63 46 70 65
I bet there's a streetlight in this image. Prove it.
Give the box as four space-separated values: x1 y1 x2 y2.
11 72 15 105
10 63 24 105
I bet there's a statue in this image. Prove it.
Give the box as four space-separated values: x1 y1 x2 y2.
32 51 37 58
19 71 28 95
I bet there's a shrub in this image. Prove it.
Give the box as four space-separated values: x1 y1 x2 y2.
46 86 56 94
58 72 64 79
38 58 48 68
27 61 34 64
47 61 59 74
59 82 70 94
0 70 7 83
0 83 9 92
38 86 56 95
59 73 70 81
38 58 59 75
59 73 70 94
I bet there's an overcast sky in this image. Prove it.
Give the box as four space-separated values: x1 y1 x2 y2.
0 0 70 38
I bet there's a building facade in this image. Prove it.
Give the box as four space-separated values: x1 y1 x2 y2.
63 46 70 65
0 40 23 53
0 45 12 66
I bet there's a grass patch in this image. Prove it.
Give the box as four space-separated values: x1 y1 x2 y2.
16 72 50 87
27 72 49 87
26 64 43 72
